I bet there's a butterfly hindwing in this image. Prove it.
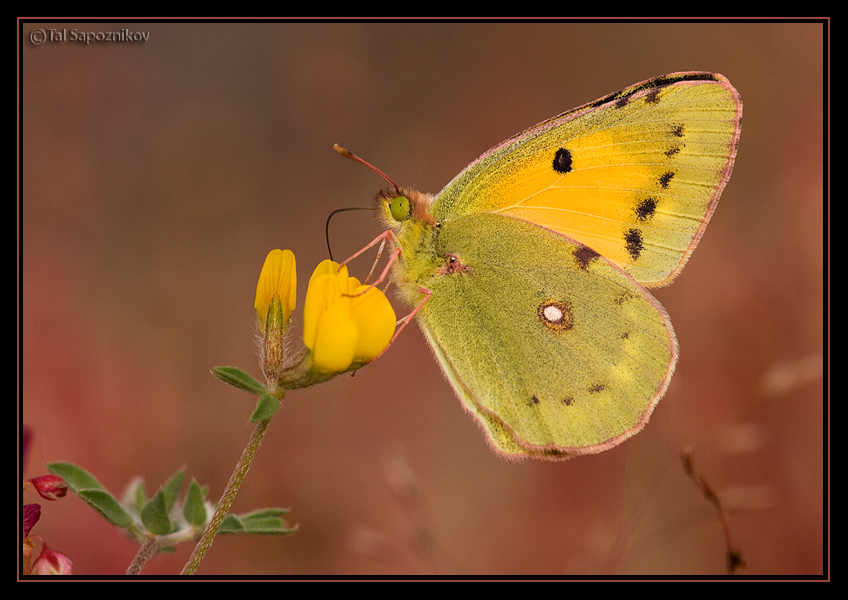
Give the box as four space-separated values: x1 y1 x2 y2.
413 212 677 459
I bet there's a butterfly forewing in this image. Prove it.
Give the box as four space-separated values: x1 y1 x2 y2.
431 72 742 287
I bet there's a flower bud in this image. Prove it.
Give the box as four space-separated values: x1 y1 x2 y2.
255 249 297 385
31 543 73 575
255 249 296 333
30 475 68 501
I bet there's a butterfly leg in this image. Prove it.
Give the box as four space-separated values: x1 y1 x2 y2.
338 229 435 359
339 229 396 267
373 283 432 360
341 225 411 297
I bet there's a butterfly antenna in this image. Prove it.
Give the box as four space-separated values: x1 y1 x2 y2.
325 206 373 261
334 144 400 195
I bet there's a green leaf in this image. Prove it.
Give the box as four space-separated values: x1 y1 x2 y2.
47 463 135 528
219 514 245 534
78 489 134 528
121 476 147 514
242 508 297 535
212 366 266 395
250 393 280 422
135 480 148 513
162 468 186 511
47 462 106 493
220 508 297 536
239 507 291 519
183 479 207 527
141 489 172 536
243 517 298 535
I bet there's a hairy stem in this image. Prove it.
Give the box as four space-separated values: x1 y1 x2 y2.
127 535 159 575
181 418 272 575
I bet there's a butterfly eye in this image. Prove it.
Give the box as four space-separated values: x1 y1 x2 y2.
389 195 411 222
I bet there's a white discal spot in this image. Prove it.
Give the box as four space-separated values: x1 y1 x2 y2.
543 304 563 323
538 300 574 332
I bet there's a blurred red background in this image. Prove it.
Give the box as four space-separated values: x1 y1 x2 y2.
20 20 825 577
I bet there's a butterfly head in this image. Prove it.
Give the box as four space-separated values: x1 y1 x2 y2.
375 187 436 232
332 145 436 233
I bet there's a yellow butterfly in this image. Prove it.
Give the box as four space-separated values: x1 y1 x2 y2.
343 72 742 460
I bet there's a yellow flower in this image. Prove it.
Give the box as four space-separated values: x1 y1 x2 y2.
255 249 296 333
303 260 396 373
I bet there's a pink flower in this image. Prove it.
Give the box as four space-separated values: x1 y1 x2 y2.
30 475 68 500
23 503 41 537
31 543 73 575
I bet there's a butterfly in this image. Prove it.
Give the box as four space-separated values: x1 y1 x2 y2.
344 72 742 460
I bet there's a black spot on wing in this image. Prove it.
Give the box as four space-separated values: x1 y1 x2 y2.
624 228 644 261
614 291 636 306
645 88 663 104
658 171 674 189
573 245 600 270
590 73 723 113
635 198 657 222
552 148 573 174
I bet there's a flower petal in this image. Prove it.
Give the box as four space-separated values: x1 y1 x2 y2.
32 543 73 575
255 249 296 331
350 284 396 361
303 259 396 373
303 271 341 351
308 259 348 290
312 296 358 372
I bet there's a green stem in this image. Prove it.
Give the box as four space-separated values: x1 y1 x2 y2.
181 418 272 575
